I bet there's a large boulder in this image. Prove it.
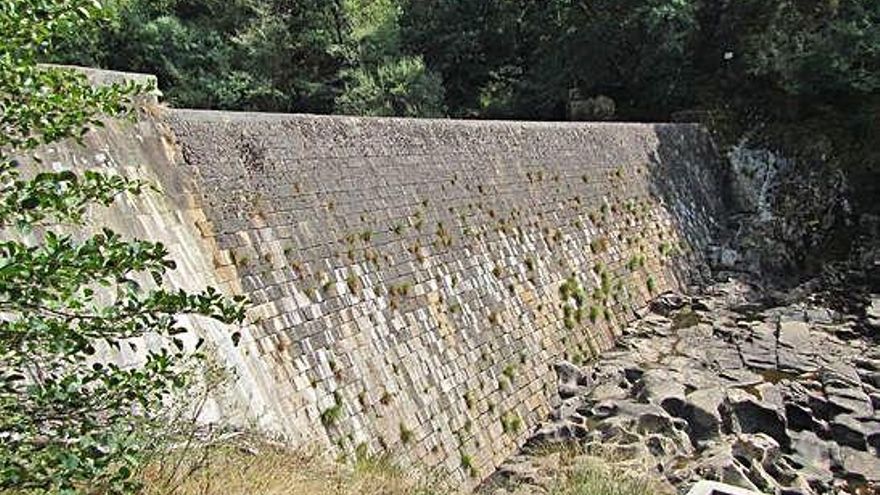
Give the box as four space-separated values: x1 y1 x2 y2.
833 446 880 482
829 414 870 450
692 442 762 493
787 430 838 491
554 360 589 388
725 389 790 449
683 388 726 442
634 369 687 416
649 292 689 316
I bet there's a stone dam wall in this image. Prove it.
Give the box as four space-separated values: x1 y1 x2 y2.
37 91 727 486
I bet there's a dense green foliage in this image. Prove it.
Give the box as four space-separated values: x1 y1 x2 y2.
51 0 879 208
1 1 246 492
54 0 445 116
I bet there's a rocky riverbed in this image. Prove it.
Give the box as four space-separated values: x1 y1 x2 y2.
482 278 880 494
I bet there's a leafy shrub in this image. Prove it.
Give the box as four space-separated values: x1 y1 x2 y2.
336 56 446 117
0 2 246 492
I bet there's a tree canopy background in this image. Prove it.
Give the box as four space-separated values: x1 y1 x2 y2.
52 0 879 210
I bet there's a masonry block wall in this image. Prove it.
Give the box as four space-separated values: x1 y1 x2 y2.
38 93 726 487
164 110 725 483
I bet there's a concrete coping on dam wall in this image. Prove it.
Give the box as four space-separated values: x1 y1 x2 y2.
38 64 161 104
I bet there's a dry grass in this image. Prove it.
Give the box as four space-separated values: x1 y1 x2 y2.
481 443 673 495
141 439 669 495
0 436 670 495
139 437 446 495
550 459 671 495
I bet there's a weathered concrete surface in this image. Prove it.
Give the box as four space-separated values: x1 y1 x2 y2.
30 69 726 487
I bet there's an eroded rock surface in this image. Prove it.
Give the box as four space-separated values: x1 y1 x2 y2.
484 280 880 495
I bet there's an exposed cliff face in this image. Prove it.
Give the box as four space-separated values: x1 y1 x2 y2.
715 142 854 282
33 68 728 488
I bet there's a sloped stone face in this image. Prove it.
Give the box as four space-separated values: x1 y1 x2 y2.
160 111 726 485
33 87 726 488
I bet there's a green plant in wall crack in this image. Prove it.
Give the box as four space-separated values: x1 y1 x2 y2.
321 391 345 426
346 273 363 296
399 423 414 444
463 390 476 410
502 364 517 382
460 452 478 477
501 412 522 434
0 4 247 493
589 305 601 323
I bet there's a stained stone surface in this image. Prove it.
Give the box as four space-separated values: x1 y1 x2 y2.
30 68 727 488
484 280 880 494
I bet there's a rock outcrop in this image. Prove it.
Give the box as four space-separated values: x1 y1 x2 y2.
484 280 880 494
